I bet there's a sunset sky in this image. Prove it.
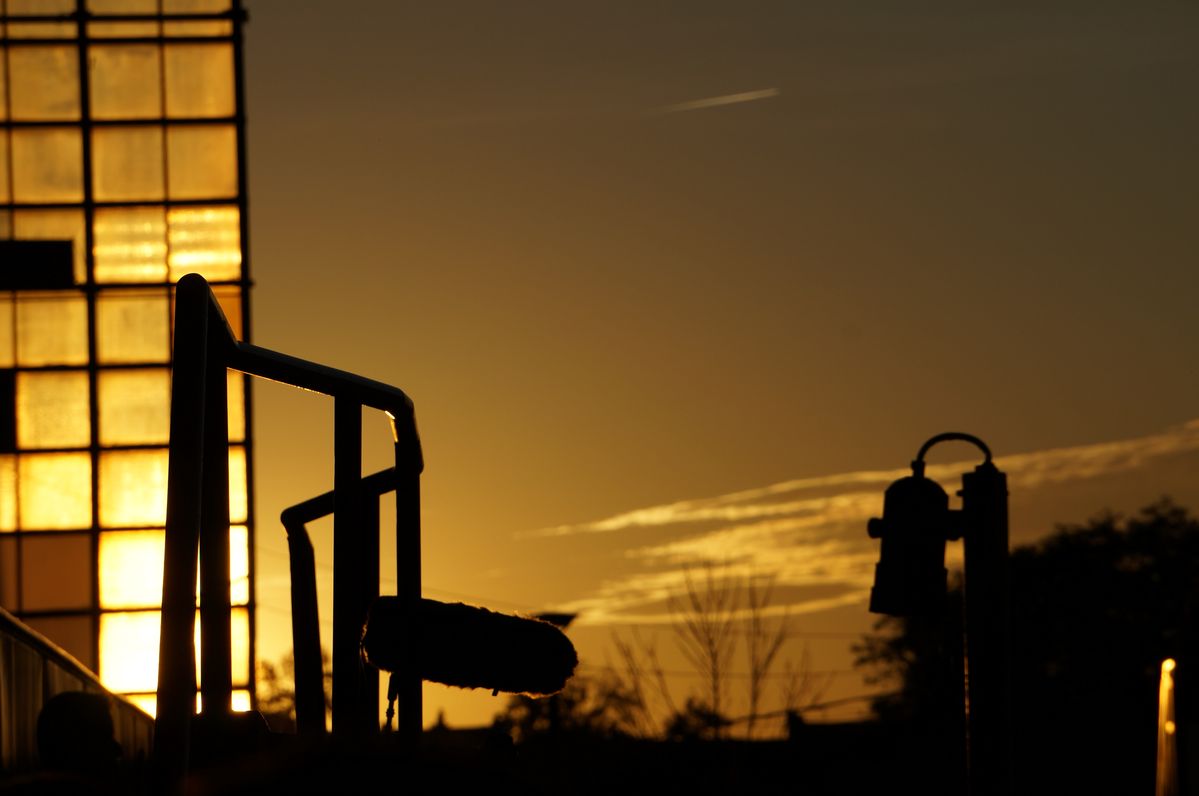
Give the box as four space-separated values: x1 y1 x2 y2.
238 1 1198 728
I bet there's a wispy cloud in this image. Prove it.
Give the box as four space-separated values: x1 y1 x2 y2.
532 421 1199 539
660 87 780 114
543 421 1199 626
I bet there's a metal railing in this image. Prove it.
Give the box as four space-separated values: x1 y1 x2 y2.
155 274 424 786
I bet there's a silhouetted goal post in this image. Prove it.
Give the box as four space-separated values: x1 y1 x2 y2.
867 433 1011 796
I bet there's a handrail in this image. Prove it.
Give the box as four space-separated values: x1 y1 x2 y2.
280 467 400 735
155 274 424 791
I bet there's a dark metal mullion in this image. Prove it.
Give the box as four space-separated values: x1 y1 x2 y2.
0 36 236 46
74 0 105 676
0 11 240 23
3 197 243 210
7 361 171 373
5 116 237 128
228 0 256 708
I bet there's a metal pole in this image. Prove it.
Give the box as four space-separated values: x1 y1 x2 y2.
332 398 368 734
155 275 209 790
394 424 423 741
360 487 381 721
961 461 1011 796
199 329 232 715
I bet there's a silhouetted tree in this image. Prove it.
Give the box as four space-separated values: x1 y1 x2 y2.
612 565 827 740
855 499 1199 795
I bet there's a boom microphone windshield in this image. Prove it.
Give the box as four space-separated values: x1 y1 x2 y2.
361 597 578 696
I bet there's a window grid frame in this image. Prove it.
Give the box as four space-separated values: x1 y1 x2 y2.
0 0 253 709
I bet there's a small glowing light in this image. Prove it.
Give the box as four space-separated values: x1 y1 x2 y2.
1163 658 1176 673
1165 720 1176 735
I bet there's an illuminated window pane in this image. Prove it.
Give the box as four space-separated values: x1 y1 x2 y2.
0 50 7 122
100 611 161 693
230 525 249 605
231 607 249 684
25 616 95 671
9 0 74 13
167 125 237 200
8 21 75 38
162 1 233 37
11 129 83 203
87 0 160 36
98 369 171 446
101 608 243 697
16 371 90 449
163 19 234 36
89 0 158 11
0 537 16 605
0 456 15 531
164 0 231 10
100 530 165 609
100 449 168 527
21 533 92 610
93 127 165 202
8 46 79 120
167 206 241 281
96 290 170 364
227 372 245 442
89 45 163 120
94 207 168 283
15 293 88 367
88 20 160 37
228 446 247 524
0 297 12 367
212 285 242 339
18 453 92 529
165 44 234 118
6 1 75 38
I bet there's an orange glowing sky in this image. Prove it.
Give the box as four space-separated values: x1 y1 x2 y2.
239 1 1199 728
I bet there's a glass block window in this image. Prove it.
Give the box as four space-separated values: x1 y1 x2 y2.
0 0 253 715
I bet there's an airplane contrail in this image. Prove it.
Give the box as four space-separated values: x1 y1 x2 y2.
661 87 780 113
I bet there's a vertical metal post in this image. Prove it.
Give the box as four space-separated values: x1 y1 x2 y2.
361 488 380 720
199 330 232 715
284 521 327 735
961 461 1011 796
332 399 368 733
394 423 423 741
155 276 209 790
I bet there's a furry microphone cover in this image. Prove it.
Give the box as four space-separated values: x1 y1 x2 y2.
361 597 578 696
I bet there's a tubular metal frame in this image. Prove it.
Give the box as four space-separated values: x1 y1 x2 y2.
155 274 423 787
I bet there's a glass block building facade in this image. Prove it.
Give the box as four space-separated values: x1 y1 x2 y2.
0 0 253 715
